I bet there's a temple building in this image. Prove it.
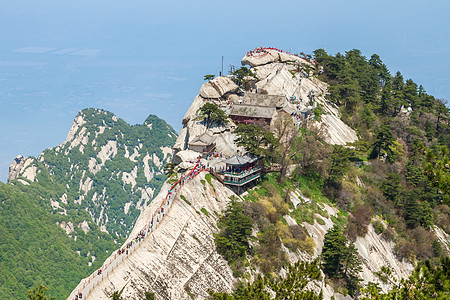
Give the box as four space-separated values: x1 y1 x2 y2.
228 93 286 127
187 132 216 157
229 104 276 127
222 155 262 195
240 93 285 108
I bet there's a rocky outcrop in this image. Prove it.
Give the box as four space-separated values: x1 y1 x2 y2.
59 221 75 235
8 155 37 183
355 224 413 292
199 77 238 99
244 52 358 146
434 226 450 255
78 221 91 234
174 150 201 165
241 49 310 68
8 155 27 182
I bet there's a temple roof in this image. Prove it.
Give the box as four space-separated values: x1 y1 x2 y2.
230 104 276 119
224 155 257 165
281 104 296 115
188 132 215 147
242 93 286 107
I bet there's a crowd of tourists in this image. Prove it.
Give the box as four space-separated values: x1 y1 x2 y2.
246 47 316 63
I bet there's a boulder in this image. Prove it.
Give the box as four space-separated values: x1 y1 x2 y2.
78 220 91 234
199 77 238 99
173 150 201 164
177 161 196 170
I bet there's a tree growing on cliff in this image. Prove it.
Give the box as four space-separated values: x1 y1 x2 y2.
204 74 215 81
231 66 256 87
272 112 299 182
324 145 355 197
424 145 450 198
210 260 323 299
321 226 362 296
370 125 404 163
198 102 228 128
163 162 176 177
214 199 253 269
234 124 278 161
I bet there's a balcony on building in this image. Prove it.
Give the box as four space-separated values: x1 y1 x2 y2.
222 154 262 194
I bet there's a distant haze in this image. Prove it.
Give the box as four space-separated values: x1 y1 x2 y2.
1 0 449 182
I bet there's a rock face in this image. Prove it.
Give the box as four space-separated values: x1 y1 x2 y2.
8 155 37 183
241 48 307 67
8 155 25 182
241 50 358 145
355 224 414 292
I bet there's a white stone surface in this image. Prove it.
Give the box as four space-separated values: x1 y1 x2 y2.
78 220 91 234
65 113 86 143
98 141 118 165
199 76 238 99
173 150 201 165
355 223 413 292
60 221 75 235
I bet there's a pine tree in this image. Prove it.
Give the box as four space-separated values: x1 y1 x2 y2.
381 173 402 204
370 125 403 163
234 124 278 160
214 200 253 264
198 102 229 128
321 226 362 296
321 226 348 277
325 145 353 190
27 285 54 300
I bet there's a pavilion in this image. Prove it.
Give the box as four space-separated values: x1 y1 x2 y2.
222 154 262 195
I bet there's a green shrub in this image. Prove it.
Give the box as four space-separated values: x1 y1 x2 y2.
372 219 385 234
205 173 214 186
316 217 326 225
302 187 312 198
201 207 209 216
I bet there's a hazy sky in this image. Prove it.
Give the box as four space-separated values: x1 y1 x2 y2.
1 0 449 182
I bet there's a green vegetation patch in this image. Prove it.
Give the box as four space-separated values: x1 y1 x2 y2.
180 195 191 206
205 173 214 187
201 207 209 216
